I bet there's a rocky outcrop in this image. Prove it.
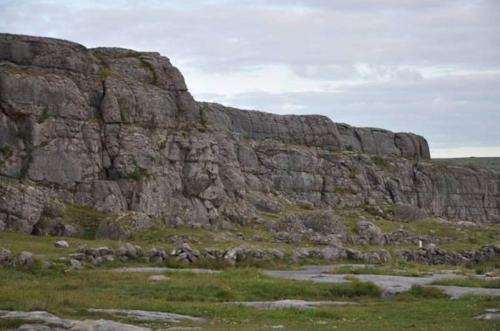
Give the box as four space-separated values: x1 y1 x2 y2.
0 34 499 236
205 103 430 159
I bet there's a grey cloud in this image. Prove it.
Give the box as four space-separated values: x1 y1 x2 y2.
196 72 500 151
0 0 499 155
1 0 499 74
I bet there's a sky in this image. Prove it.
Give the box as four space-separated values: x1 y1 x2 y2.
1 0 499 158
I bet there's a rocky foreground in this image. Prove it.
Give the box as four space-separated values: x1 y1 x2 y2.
0 33 499 240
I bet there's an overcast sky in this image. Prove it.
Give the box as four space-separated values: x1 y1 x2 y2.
1 0 499 157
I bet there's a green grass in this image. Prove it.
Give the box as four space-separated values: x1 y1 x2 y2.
433 157 500 171
410 218 500 251
0 268 377 329
0 145 13 159
400 285 449 299
0 231 124 259
330 265 430 277
431 277 500 289
36 108 52 124
62 203 108 239
0 267 498 330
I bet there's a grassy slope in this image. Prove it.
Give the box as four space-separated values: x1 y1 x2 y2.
432 157 500 171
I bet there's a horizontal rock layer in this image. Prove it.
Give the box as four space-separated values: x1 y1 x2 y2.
0 33 499 235
204 102 430 159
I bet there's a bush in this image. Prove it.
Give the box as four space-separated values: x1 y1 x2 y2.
329 279 381 298
404 285 448 299
0 145 13 159
371 155 388 168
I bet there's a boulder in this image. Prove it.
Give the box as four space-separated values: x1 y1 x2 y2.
54 240 69 248
0 247 12 266
355 220 386 245
148 275 170 283
12 251 34 267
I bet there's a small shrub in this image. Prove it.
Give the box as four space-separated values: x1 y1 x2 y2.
37 108 51 123
62 203 107 239
139 58 159 86
329 279 381 298
404 285 448 299
334 186 353 195
130 165 150 180
199 108 208 127
97 67 114 80
371 155 388 168
0 145 13 159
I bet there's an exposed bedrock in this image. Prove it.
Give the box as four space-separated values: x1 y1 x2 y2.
0 33 498 235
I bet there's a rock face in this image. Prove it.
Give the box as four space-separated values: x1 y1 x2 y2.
0 33 499 236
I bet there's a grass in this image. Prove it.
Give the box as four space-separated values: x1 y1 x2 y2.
433 157 500 171
371 155 390 169
0 267 498 330
0 268 377 328
62 203 108 239
36 108 51 124
0 231 123 259
431 277 500 289
0 145 13 159
401 285 449 299
338 211 500 252
1 220 499 330
330 265 430 277
129 164 150 180
410 218 500 251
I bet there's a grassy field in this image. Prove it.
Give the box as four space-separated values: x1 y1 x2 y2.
0 267 499 330
1 207 500 330
432 157 500 171
431 277 500 289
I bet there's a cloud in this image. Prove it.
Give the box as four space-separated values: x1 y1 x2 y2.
0 0 499 156
196 72 500 154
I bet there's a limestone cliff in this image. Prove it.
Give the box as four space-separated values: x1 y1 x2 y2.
0 34 498 235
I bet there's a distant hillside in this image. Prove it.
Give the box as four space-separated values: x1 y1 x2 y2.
432 157 500 171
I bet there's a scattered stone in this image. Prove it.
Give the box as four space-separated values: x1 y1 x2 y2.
355 220 385 245
475 309 500 320
148 275 170 283
396 244 500 265
430 285 500 299
321 246 347 260
110 267 220 274
70 319 151 331
264 267 500 298
54 240 69 248
0 247 12 266
87 308 205 323
0 310 73 328
231 300 357 309
16 324 52 331
171 244 199 263
68 253 85 261
69 259 82 270
12 252 34 267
